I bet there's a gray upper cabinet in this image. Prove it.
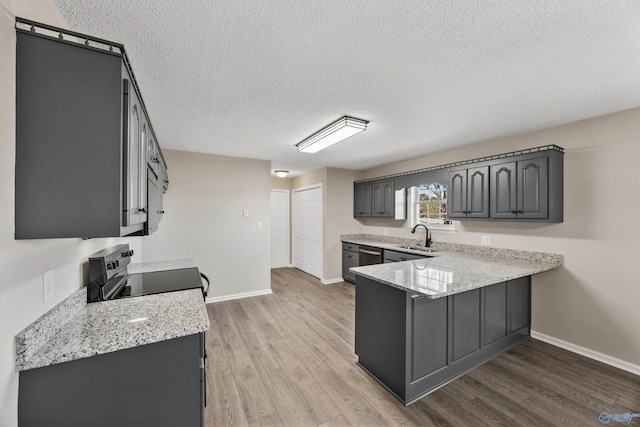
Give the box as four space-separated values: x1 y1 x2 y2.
15 20 166 239
354 180 396 218
491 157 548 220
447 166 489 219
354 183 372 217
372 180 395 217
360 146 562 223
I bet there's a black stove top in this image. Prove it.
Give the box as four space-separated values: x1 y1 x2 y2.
87 244 207 303
121 268 204 298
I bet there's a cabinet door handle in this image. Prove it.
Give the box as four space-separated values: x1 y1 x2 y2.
518 210 524 214
159 210 165 214
400 257 407 261
411 294 424 300
139 207 147 213
511 210 517 214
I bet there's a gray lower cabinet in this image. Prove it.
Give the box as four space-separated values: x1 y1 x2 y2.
342 242 359 283
491 157 549 220
353 183 372 217
383 249 427 263
18 333 205 426
447 166 490 219
355 275 530 405
15 20 166 239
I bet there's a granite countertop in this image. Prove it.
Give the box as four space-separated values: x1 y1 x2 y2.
16 259 208 372
343 234 561 299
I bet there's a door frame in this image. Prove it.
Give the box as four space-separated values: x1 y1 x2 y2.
270 189 290 268
292 183 323 279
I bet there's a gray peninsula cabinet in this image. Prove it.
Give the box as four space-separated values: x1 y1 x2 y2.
447 166 490 219
355 276 531 405
14 19 167 239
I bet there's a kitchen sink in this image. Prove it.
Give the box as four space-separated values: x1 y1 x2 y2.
393 244 439 253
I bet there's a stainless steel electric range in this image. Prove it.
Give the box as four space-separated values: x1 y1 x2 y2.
87 244 209 303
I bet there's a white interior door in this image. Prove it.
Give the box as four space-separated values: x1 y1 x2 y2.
270 190 289 268
293 185 322 279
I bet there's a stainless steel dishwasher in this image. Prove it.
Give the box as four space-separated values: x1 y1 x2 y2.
358 245 383 266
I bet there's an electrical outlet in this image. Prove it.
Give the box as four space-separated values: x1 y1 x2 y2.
243 209 249 217
480 235 492 246
383 228 388 235
43 269 54 301
257 221 262 229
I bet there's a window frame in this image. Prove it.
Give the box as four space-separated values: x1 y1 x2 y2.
408 184 456 232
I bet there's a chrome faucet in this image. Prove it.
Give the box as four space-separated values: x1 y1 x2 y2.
411 223 432 247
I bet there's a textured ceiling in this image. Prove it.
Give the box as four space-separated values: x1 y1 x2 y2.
54 0 640 176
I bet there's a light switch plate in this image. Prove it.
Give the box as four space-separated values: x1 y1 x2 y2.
43 269 54 301
257 221 262 229
243 209 249 217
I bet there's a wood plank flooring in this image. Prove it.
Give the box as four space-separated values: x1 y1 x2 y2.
205 268 640 426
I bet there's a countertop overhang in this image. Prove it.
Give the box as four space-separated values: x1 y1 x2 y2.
343 235 562 299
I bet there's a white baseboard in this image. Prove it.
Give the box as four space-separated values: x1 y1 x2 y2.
321 277 344 285
206 289 273 304
531 330 640 376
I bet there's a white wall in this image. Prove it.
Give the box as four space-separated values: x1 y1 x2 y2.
359 108 640 367
142 150 272 300
0 2 142 425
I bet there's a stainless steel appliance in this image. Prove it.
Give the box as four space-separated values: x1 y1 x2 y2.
359 245 383 266
87 244 209 303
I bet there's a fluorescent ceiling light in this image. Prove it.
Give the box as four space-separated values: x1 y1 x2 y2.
274 170 289 178
296 116 369 153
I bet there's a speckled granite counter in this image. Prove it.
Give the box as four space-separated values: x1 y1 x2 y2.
344 234 561 299
16 259 208 372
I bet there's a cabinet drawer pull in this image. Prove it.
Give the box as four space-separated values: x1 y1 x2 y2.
511 210 517 214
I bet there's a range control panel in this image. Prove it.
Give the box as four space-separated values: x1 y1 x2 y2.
88 244 134 285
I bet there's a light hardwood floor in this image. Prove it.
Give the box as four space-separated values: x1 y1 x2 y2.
205 268 640 427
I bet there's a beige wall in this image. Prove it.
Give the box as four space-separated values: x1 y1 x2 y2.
0 2 143 425
324 168 364 280
142 150 272 299
360 108 640 366
291 167 363 281
270 176 292 190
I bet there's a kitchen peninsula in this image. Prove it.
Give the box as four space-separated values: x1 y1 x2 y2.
345 235 562 405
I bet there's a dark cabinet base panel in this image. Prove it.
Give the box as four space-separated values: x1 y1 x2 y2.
358 332 529 405
18 334 204 427
355 275 531 405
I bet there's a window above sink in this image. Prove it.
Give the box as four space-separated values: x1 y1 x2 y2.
408 184 456 232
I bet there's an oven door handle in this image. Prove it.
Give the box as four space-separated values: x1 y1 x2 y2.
359 249 381 256
200 272 210 298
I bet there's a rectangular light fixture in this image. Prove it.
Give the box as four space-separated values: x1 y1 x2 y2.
296 116 369 153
